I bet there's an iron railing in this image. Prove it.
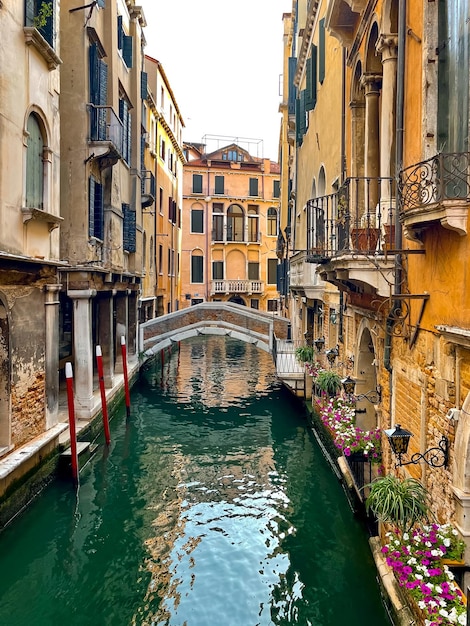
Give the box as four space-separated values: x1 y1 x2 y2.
88 104 123 157
306 176 395 260
399 152 470 209
141 170 156 207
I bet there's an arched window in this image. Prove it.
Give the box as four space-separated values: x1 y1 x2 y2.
227 204 244 242
26 113 44 209
267 207 278 236
191 250 204 283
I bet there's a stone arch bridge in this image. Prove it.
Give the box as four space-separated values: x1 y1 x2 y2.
139 302 305 395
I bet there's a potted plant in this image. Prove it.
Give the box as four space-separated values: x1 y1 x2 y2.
295 345 315 364
365 474 431 535
314 369 342 397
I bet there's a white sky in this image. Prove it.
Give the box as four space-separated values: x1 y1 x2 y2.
139 0 290 161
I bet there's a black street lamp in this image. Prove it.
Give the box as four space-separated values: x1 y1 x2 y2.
384 424 449 468
314 336 325 352
341 375 382 403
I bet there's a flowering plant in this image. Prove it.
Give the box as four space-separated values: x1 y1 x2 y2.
382 524 466 625
315 396 382 463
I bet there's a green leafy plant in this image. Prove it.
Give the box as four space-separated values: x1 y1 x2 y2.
365 474 431 534
314 369 342 396
33 1 52 29
295 345 315 364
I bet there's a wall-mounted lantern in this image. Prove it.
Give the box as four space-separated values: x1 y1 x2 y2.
384 424 449 468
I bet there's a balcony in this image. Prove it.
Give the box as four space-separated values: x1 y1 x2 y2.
289 250 325 300
87 105 123 166
141 170 156 208
210 280 264 295
306 177 396 297
400 152 470 240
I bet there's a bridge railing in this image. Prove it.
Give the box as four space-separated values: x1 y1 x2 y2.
273 338 306 375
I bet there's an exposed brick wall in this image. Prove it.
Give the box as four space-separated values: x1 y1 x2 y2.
11 372 46 448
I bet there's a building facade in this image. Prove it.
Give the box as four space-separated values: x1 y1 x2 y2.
181 141 281 313
59 0 146 418
281 0 470 565
0 0 63 453
143 56 185 318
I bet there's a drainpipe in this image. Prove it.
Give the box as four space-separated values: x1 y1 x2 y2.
385 0 406 373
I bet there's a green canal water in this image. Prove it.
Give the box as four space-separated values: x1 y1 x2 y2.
0 336 390 625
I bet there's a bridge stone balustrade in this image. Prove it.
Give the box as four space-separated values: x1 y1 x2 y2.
139 302 290 360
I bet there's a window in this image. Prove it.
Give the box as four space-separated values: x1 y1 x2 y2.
251 299 259 310
318 18 325 84
191 208 204 233
227 204 244 241
119 94 131 164
25 0 55 47
306 46 317 110
26 114 44 209
267 258 278 284
267 299 278 312
214 175 224 195
88 176 104 239
212 261 224 279
159 137 166 160
158 244 163 274
248 262 259 280
192 174 203 194
248 205 259 242
122 203 136 252
212 203 224 241
117 15 133 68
159 187 163 214
191 251 204 283
273 180 280 198
89 42 108 141
267 208 278 236
249 178 259 197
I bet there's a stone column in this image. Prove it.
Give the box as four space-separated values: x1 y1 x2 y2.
377 35 398 181
361 73 382 211
114 292 128 374
128 290 138 357
350 99 366 220
69 289 96 418
44 284 61 428
98 292 114 388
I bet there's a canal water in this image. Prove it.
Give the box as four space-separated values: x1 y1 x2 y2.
0 336 390 626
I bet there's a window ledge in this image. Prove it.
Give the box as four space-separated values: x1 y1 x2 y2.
402 199 468 242
23 27 62 70
22 207 63 231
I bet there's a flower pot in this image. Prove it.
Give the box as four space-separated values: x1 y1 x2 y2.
351 227 379 252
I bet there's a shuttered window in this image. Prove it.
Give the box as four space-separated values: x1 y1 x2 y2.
273 180 280 198
119 96 131 164
26 114 44 209
306 46 317 111
89 176 104 240
26 0 54 47
191 209 204 233
249 178 258 197
319 18 326 84
192 174 203 193
122 203 136 252
89 42 108 140
117 14 133 68
191 253 203 283
212 261 224 280
215 175 224 195
267 258 278 284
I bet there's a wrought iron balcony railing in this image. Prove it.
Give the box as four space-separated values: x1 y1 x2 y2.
306 177 395 260
141 170 156 208
210 280 263 295
88 105 123 157
399 152 470 209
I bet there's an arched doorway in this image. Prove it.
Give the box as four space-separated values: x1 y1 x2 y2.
355 325 378 431
229 295 246 306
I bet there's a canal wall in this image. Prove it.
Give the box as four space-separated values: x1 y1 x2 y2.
0 358 141 530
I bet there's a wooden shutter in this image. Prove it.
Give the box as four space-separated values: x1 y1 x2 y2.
26 115 44 209
117 15 123 50
319 18 325 84
89 177 96 237
215 175 224 194
123 35 133 68
141 71 148 100
249 178 258 197
306 48 317 111
123 203 136 252
288 57 297 115
94 181 104 240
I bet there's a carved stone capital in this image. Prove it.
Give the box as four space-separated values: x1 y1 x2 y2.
376 34 399 62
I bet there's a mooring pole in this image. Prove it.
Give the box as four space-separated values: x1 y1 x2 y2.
121 336 131 418
65 362 79 485
96 345 111 445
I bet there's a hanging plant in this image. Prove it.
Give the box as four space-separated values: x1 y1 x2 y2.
365 474 431 535
295 345 315 364
314 369 342 396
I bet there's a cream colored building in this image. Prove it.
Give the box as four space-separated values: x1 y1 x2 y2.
0 0 63 453
144 56 185 317
59 0 146 418
181 140 281 312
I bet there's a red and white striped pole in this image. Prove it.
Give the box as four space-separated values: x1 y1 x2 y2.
65 363 79 485
121 336 131 418
96 345 111 445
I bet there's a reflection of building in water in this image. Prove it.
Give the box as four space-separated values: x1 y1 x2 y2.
173 336 277 407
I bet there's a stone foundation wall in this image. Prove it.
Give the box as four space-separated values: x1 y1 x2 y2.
11 372 46 448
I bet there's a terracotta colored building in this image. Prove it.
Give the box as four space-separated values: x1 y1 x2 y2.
181 140 281 313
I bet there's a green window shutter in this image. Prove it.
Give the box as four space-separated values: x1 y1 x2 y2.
25 0 35 26
249 178 258 197
319 18 325 84
267 258 278 284
94 181 104 240
212 261 224 279
306 47 317 111
117 15 123 50
141 71 148 100
288 57 297 115
123 35 133 68
215 175 224 194
123 203 136 252
248 262 259 280
26 114 44 209
89 176 96 237
273 180 280 198
191 209 204 233
295 97 302 145
193 174 203 193
306 54 313 110
191 255 203 283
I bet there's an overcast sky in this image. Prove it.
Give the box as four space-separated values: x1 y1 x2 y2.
139 0 290 161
